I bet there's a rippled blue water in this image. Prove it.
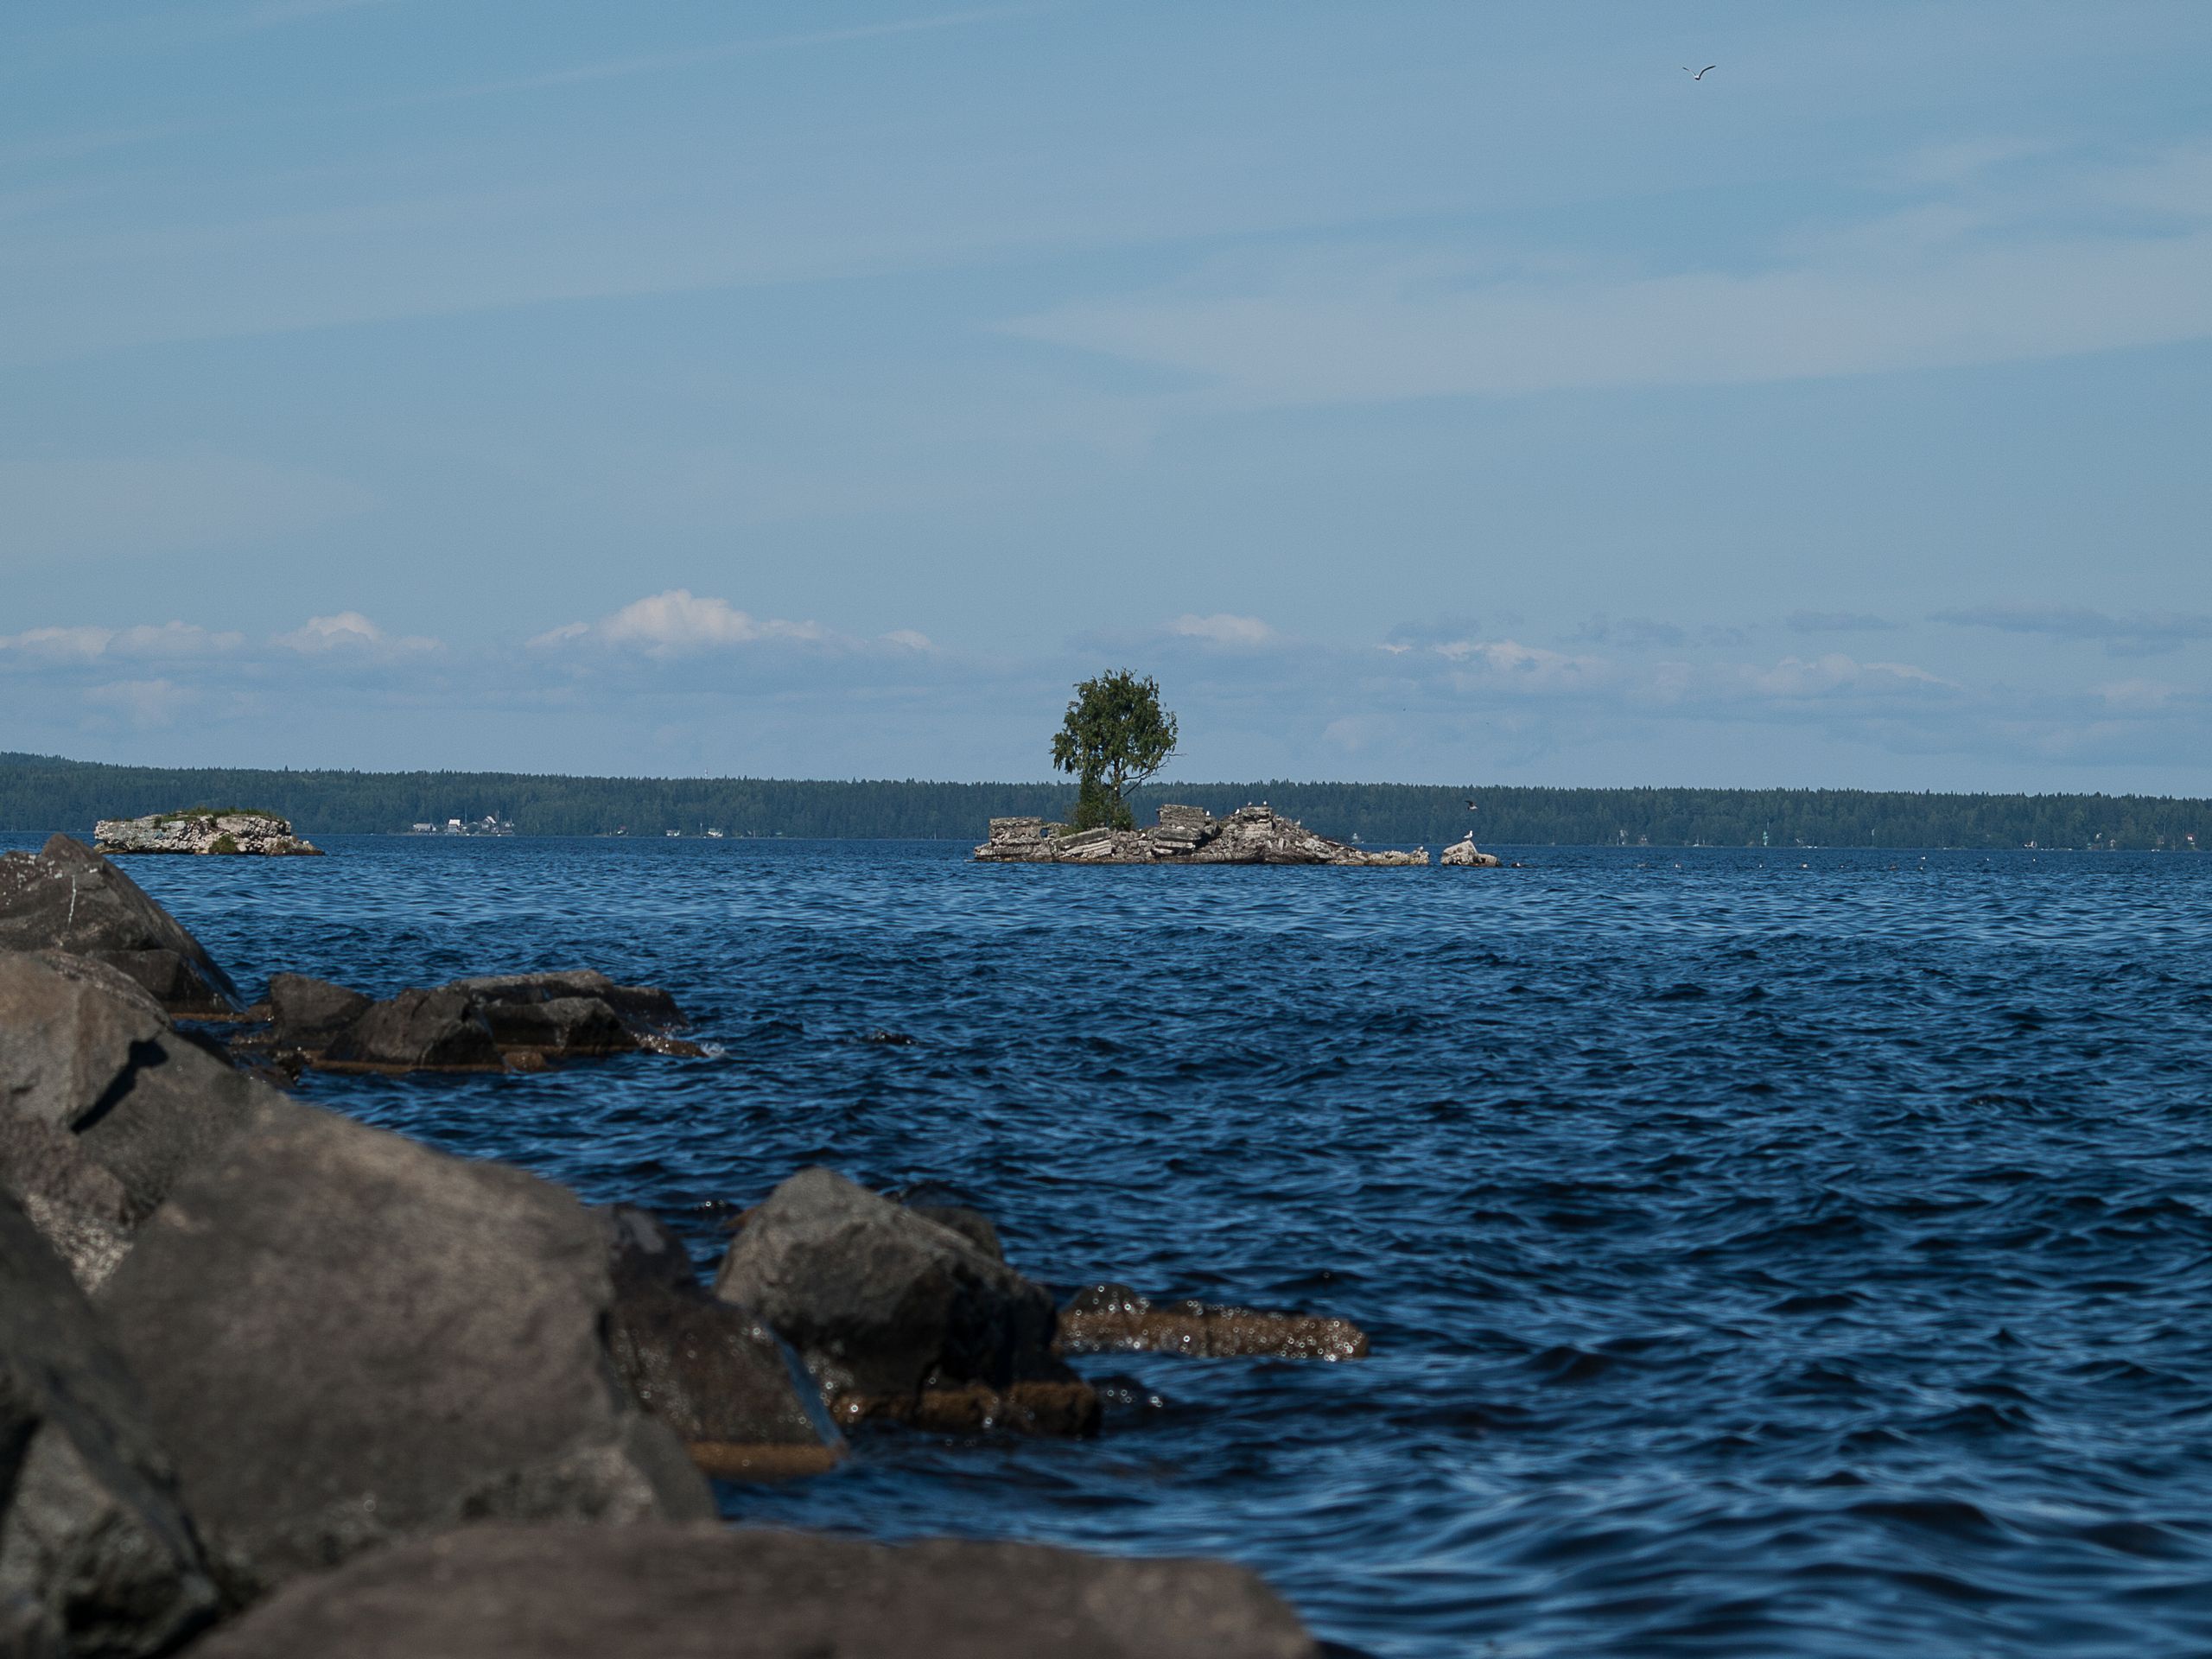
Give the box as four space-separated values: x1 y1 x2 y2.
29 835 2212 1657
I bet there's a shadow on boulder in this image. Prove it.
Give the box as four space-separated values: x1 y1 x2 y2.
0 950 276 1289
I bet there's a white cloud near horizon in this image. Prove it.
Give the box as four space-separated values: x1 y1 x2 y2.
531 588 931 658
276 611 439 654
0 620 244 660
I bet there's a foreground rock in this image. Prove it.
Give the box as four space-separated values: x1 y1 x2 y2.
0 836 238 1014
188 1521 1324 1659
97 1097 711 1601
93 812 321 858
1057 1284 1370 1362
0 1192 219 1657
714 1168 1099 1436
239 969 702 1075
978 804 1426 867
0 950 274 1288
600 1205 845 1481
1440 835 1503 868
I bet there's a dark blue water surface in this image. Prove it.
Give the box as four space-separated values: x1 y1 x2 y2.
39 836 2212 1657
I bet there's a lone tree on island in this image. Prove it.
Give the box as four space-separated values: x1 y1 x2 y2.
1052 670 1178 831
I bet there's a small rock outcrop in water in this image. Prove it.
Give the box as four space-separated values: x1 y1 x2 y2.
1055 1284 1370 1361
598 1204 847 1481
0 949 274 1288
97 1095 712 1602
714 1168 1101 1436
186 1522 1325 1659
94 811 322 857
240 969 702 1074
0 1190 219 1657
977 804 1427 866
1440 835 1503 868
0 836 240 1014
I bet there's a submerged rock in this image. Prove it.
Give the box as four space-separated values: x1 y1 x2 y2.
1440 835 1503 868
0 836 239 1015
93 812 321 858
598 1205 845 1481
713 1168 1098 1437
187 1521 1325 1659
976 804 1426 868
0 950 273 1287
1056 1284 1370 1362
243 969 702 1076
96 1098 712 1602
0 1191 219 1657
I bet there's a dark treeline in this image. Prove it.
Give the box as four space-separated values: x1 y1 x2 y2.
2 753 2204 849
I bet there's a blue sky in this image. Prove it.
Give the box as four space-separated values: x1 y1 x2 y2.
3 1 2209 791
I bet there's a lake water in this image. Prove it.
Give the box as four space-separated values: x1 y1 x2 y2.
34 835 2212 1657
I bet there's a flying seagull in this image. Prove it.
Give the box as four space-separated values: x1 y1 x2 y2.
1684 64 1716 79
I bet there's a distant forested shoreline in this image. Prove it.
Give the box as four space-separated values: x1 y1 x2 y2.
0 752 2202 850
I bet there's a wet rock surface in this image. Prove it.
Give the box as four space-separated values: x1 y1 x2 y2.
0 838 238 1015
92 815 320 859
977 804 1426 867
186 1521 1324 1659
96 1098 711 1601
714 1168 1100 1436
0 1191 218 1658
1056 1284 1370 1362
241 969 700 1076
599 1206 846 1481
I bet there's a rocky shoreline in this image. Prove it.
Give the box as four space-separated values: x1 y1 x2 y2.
0 834 1369 1657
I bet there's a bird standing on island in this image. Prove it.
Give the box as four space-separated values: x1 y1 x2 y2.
1684 63 1716 79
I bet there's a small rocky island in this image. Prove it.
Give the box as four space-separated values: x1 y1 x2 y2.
96 810 322 857
978 803 1427 865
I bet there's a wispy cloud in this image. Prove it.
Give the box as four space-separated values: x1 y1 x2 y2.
1789 610 1901 634
0 455 374 562
418 6 1059 106
1170 613 1275 647
1004 141 2212 404
1934 604 2212 657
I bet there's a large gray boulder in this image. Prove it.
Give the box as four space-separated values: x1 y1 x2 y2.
95 1102 712 1601
713 1169 1098 1436
0 951 270 1288
315 985 502 1072
0 1192 218 1657
186 1522 1322 1659
597 1206 844 1481
0 838 236 1015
